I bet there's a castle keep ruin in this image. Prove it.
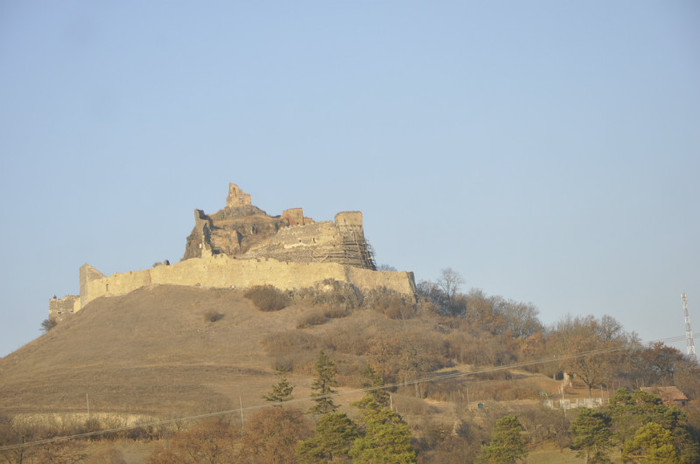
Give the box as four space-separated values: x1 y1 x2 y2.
183 183 377 269
50 183 415 322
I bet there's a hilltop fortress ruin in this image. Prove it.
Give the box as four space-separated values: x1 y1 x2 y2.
50 183 416 322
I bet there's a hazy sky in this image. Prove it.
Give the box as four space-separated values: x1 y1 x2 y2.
1 1 698 357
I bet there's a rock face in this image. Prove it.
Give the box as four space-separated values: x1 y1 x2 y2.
182 183 376 270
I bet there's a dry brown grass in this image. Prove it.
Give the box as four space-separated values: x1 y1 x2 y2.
0 285 309 417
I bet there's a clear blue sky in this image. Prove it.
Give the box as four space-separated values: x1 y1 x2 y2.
1 1 698 357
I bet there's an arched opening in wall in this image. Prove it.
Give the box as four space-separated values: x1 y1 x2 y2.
106 284 109 292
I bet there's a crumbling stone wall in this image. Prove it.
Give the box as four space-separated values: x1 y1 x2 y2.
282 208 313 226
76 255 415 309
240 216 375 269
48 295 81 322
80 263 106 308
182 184 376 269
226 183 251 207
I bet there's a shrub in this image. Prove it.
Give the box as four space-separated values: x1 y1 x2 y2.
262 330 319 356
446 330 516 367
41 318 57 333
411 296 440 318
86 448 127 464
271 352 318 373
323 306 349 319
241 407 312 463
392 394 437 416
335 357 368 387
383 299 416 320
263 330 320 373
35 441 87 464
511 404 572 447
244 285 290 311
83 417 102 434
293 279 363 310
321 323 372 355
203 310 224 322
146 447 180 464
367 330 450 384
364 288 416 320
297 310 328 329
148 418 240 464
445 330 486 365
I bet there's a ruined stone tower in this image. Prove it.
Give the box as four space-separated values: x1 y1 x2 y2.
226 183 251 207
183 183 376 269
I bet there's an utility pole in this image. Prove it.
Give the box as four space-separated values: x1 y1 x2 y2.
682 293 697 362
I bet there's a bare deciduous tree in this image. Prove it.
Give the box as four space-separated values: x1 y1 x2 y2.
553 315 628 397
437 268 464 304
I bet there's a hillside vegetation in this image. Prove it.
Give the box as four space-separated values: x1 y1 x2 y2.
1 274 699 463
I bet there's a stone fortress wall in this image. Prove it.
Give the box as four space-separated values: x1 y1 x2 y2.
48 295 81 323
50 183 416 322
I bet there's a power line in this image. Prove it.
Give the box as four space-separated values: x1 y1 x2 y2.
0 333 693 452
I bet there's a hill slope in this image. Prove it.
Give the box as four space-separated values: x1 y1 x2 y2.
2 284 568 424
0 285 317 416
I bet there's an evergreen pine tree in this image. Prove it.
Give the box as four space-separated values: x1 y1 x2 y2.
622 422 680 464
349 406 416 464
478 414 527 464
296 412 359 463
309 350 338 415
263 368 294 404
569 408 613 464
606 388 699 464
357 364 390 409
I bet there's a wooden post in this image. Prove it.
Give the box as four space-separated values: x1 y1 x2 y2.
239 396 244 426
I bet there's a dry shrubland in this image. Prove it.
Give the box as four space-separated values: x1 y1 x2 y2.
244 285 290 311
86 448 127 464
296 306 349 329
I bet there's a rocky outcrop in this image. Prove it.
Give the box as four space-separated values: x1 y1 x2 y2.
182 184 376 269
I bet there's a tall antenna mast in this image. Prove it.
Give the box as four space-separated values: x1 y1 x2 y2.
682 293 697 362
